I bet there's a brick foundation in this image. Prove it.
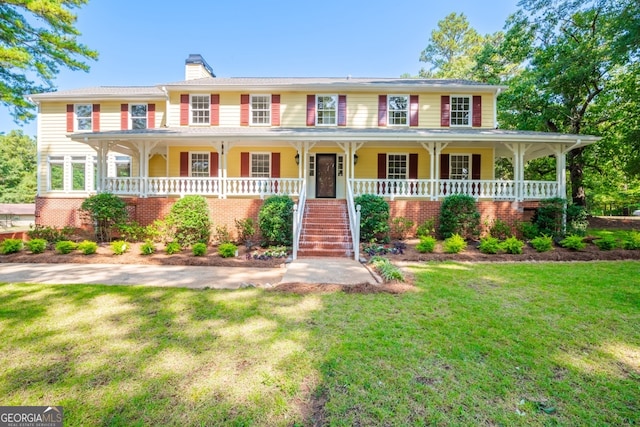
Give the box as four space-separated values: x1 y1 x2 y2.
36 196 539 240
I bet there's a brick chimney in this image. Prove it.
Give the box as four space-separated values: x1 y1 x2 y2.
185 54 216 80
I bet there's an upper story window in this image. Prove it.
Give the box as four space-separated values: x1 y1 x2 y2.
75 104 92 131
190 95 210 125
387 154 408 179
316 95 337 125
450 154 470 179
130 104 147 129
388 95 408 126
190 152 210 177
451 96 471 127
251 95 271 125
251 153 270 177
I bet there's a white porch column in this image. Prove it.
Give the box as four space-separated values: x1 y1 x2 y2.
556 144 567 199
421 142 436 200
95 141 109 193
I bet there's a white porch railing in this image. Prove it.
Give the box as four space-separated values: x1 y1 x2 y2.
292 182 307 260
103 177 302 198
346 180 361 261
351 179 559 201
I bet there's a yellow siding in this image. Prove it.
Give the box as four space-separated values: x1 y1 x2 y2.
280 93 307 127
148 154 166 177
418 93 440 128
348 94 378 128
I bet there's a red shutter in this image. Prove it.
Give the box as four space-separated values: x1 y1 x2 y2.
180 152 189 177
148 103 155 129
92 104 100 131
338 95 347 126
472 154 481 180
240 152 250 177
271 152 280 178
240 94 249 126
211 94 219 126
440 154 450 179
409 154 418 179
472 95 482 127
210 152 219 177
378 95 387 127
441 96 450 127
271 94 280 126
66 104 74 132
410 95 419 127
306 95 315 126
180 94 189 125
120 104 128 130
377 153 387 194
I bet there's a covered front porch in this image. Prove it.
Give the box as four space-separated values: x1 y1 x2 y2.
71 127 598 203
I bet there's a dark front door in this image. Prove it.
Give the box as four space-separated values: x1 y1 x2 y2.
316 154 336 198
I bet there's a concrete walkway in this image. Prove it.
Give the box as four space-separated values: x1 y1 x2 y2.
0 258 378 289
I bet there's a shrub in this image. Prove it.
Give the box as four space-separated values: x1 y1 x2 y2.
530 235 554 252
214 224 232 244
235 217 256 247
369 256 405 282
116 221 148 242
354 194 390 242
500 236 524 255
165 242 181 255
517 221 540 240
593 236 617 251
26 238 47 254
390 217 414 240
416 218 436 238
443 233 467 254
77 240 98 255
438 194 480 240
258 195 294 246
140 240 156 255
166 195 212 247
110 240 128 255
488 219 512 240
192 242 208 256
55 240 77 254
478 236 501 254
1 238 23 254
27 224 75 244
415 236 436 253
264 246 288 258
80 193 129 242
566 204 588 236
145 220 169 243
218 242 238 258
560 235 586 251
533 198 565 237
622 231 640 250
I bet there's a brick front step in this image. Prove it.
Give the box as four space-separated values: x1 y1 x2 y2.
299 199 353 258
297 249 354 257
301 234 352 243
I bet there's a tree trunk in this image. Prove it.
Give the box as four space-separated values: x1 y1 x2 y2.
568 146 586 206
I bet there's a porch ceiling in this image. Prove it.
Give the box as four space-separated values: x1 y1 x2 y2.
69 127 600 159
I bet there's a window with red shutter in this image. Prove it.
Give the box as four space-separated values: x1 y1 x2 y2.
271 94 280 126
240 94 249 126
472 96 482 127
378 95 387 126
180 94 189 125
210 95 219 126
120 104 128 130
306 95 315 126
441 96 450 127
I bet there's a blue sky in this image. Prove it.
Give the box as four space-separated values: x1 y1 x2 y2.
1 0 520 136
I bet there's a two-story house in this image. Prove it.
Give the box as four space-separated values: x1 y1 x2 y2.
29 54 598 257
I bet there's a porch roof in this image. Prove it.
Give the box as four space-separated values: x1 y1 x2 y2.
69 126 599 159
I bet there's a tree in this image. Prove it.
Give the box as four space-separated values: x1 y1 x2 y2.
0 130 37 203
0 0 98 122
419 13 490 78
475 0 638 206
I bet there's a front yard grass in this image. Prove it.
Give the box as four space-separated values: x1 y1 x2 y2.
1 261 638 425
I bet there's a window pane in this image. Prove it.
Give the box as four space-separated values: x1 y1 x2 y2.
49 159 64 191
451 97 470 126
388 154 407 179
76 104 92 130
191 95 210 124
116 156 131 177
450 155 470 179
71 157 86 191
251 153 270 177
388 96 408 125
251 95 271 125
317 95 337 125
191 153 209 177
131 104 147 129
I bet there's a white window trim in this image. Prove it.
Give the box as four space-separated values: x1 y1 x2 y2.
190 94 210 126
315 94 338 126
74 104 92 132
386 153 409 179
250 94 272 126
47 156 65 191
450 94 472 128
449 153 472 179
387 95 409 127
189 151 210 177
250 152 271 177
129 103 148 130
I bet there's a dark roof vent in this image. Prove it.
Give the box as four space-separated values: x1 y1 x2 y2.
185 54 216 78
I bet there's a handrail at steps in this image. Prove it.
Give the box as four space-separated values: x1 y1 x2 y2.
292 182 306 260
346 181 361 261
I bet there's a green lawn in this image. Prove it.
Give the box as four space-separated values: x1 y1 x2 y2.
1 261 639 426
